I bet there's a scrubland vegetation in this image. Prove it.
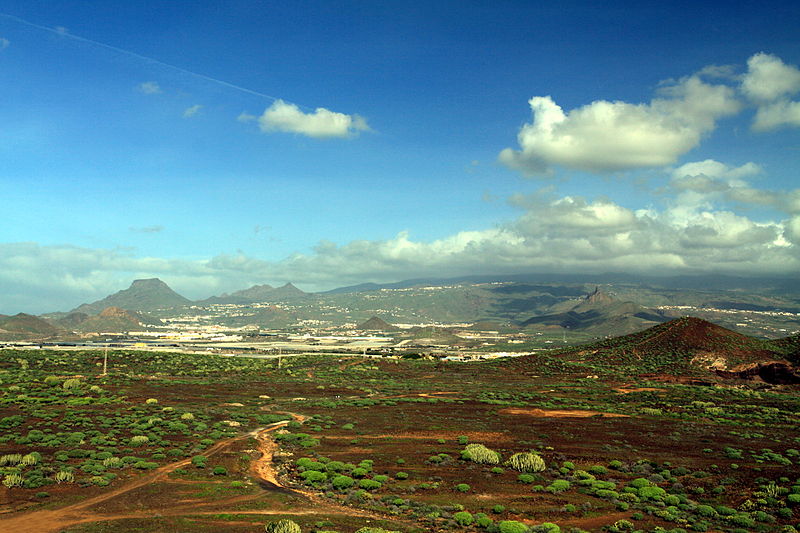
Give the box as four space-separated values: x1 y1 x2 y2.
0 344 798 532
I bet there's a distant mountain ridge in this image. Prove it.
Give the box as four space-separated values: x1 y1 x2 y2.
201 282 307 304
73 278 191 314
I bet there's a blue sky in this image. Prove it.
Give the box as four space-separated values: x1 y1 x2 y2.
1 0 799 313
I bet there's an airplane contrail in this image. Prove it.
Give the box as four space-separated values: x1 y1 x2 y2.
0 12 300 107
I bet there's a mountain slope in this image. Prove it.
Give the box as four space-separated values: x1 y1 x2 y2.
73 307 161 333
520 287 668 335
74 279 190 314
0 313 64 340
506 317 794 380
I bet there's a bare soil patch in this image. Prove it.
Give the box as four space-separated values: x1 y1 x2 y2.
498 407 629 418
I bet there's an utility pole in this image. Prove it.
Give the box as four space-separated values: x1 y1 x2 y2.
102 347 108 376
277 347 282 369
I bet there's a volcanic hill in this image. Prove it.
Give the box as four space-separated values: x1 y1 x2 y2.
73 306 161 333
507 317 799 382
73 278 191 314
0 313 64 340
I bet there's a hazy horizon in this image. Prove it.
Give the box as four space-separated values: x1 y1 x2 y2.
1 1 799 313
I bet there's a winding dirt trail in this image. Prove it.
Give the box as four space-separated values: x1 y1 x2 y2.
0 411 407 533
0 418 300 533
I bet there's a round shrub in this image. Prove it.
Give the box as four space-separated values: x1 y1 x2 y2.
265 519 301 533
456 483 470 492
454 511 474 526
506 452 545 473
498 520 529 533
332 475 355 490
463 443 501 465
359 478 382 491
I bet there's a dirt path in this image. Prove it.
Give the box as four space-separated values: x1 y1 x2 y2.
0 419 294 533
498 407 629 418
0 411 408 533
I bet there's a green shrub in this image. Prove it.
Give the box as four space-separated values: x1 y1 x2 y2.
395 471 408 480
456 483 470 492
454 511 474 525
638 486 666 501
463 443 501 465
62 378 81 390
359 478 382 490
265 519 301 533
498 520 529 533
55 471 74 483
2 473 24 488
518 474 536 484
547 479 570 493
506 452 545 472
332 475 355 490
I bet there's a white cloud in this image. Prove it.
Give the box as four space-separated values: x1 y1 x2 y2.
137 81 162 95
741 53 800 131
255 99 369 139
786 216 800 244
3 186 797 314
182 104 202 118
741 53 800 102
499 75 740 174
0 38 9 51
669 159 800 215
670 159 761 191
751 99 800 131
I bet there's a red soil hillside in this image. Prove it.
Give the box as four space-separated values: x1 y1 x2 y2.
505 317 797 381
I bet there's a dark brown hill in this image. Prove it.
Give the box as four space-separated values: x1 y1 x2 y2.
0 313 63 339
506 317 795 382
74 306 159 333
53 311 90 330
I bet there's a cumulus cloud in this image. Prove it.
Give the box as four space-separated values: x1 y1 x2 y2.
253 99 369 138
670 160 761 191
3 185 797 314
182 104 202 118
751 99 800 131
742 53 800 102
499 75 740 174
137 81 162 95
741 53 800 131
669 159 800 215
